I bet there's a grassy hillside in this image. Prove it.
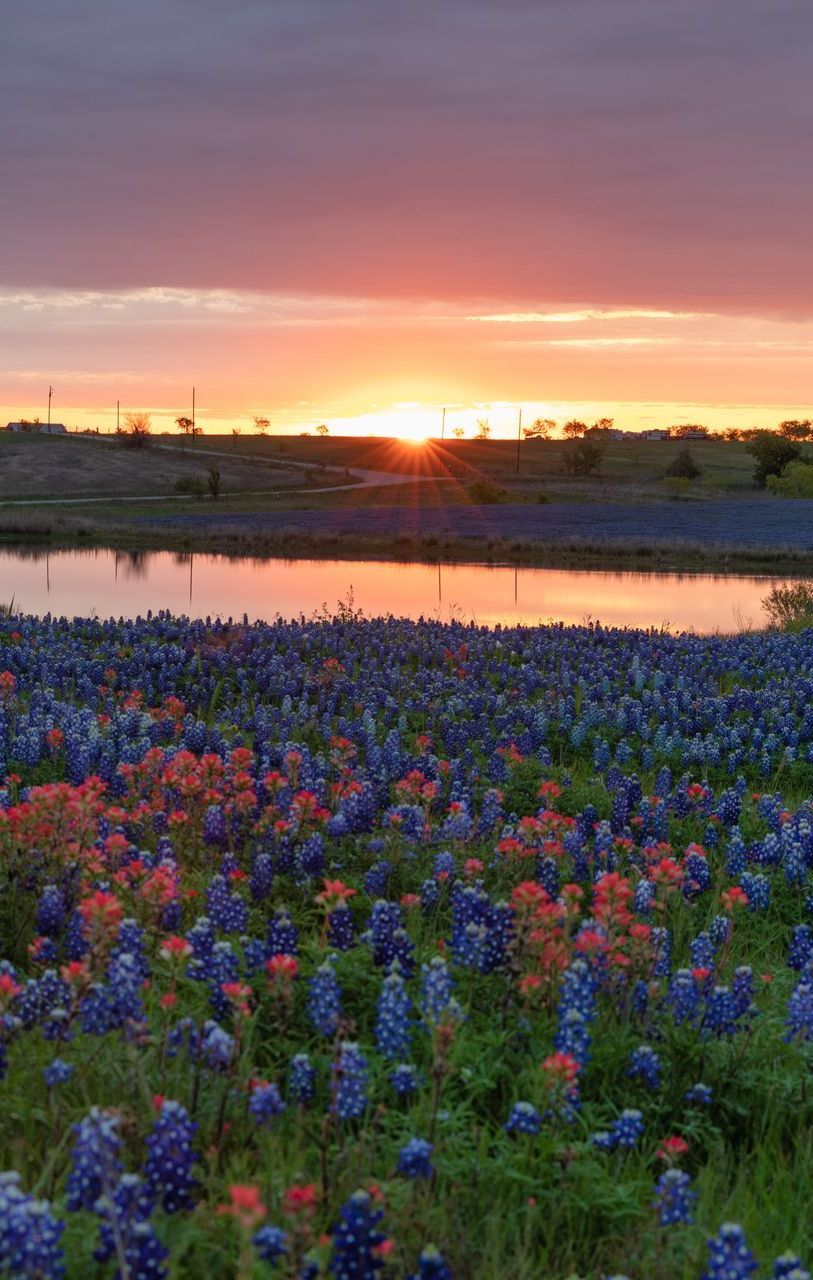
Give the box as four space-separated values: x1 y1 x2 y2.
0 433 349 500
182 433 760 495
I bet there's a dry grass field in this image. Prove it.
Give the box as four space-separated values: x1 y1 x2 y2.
0 433 342 500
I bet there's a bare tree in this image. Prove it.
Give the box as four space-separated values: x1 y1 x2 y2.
523 417 556 440
122 411 151 449
231 427 242 448
315 423 330 437
452 426 465 439
475 419 491 440
175 416 193 451
562 419 587 439
254 416 270 436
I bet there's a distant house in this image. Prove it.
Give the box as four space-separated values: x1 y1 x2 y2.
639 429 671 441
6 421 67 434
675 428 708 440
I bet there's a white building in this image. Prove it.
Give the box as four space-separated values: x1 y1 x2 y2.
6 421 67 434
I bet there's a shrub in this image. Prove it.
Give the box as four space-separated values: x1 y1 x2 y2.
119 411 151 449
562 438 604 476
765 460 813 497
174 475 206 498
746 433 801 488
207 467 221 500
763 581 813 631
467 479 507 504
664 447 702 481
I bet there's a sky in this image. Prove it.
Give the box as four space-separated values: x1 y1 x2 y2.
1 0 811 438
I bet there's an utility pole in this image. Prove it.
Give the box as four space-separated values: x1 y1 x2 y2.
192 386 196 438
441 406 446 441
116 400 120 435
47 385 53 429
515 407 523 474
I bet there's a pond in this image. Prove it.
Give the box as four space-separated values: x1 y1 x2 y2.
0 546 797 632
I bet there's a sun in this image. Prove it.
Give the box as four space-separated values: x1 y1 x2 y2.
405 435 429 446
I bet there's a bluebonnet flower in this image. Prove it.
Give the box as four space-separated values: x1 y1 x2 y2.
36 884 65 938
740 872 770 912
690 932 716 969
66 1108 122 1211
205 874 248 933
364 860 393 898
653 1169 696 1226
332 1042 369 1121
627 1045 661 1090
266 908 299 957
288 1052 317 1104
200 1020 235 1071
702 1223 757 1279
307 957 342 1037
505 1102 542 1135
704 986 739 1038
785 979 813 1042
789 926 813 971
389 1063 421 1095
420 957 462 1029
327 903 356 951
366 900 414 974
143 1100 198 1213
95 1173 167 1280
249 852 273 903
685 1082 713 1106
408 1245 453 1280
668 969 702 1026
329 1190 389 1279
773 1255 811 1279
0 1173 65 1280
709 913 732 949
397 1138 434 1178
593 1109 644 1152
375 970 413 1061
43 1057 74 1087
253 1225 288 1267
554 959 597 1068
420 878 440 913
249 1082 286 1127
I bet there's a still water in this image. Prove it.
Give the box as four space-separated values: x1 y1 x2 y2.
0 547 794 633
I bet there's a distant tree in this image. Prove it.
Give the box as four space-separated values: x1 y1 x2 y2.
562 419 587 439
207 466 221 499
231 427 241 448
670 423 709 439
522 417 556 441
475 419 491 440
122 411 151 449
299 431 311 437
592 417 614 432
315 423 330 437
563 437 604 476
665 447 702 481
452 426 465 439
254 416 270 436
778 419 813 441
175 416 194 450
746 432 802 488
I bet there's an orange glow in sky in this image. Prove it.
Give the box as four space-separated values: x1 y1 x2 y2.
2 290 812 440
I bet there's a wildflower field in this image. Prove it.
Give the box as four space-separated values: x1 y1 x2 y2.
2 611 813 1278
